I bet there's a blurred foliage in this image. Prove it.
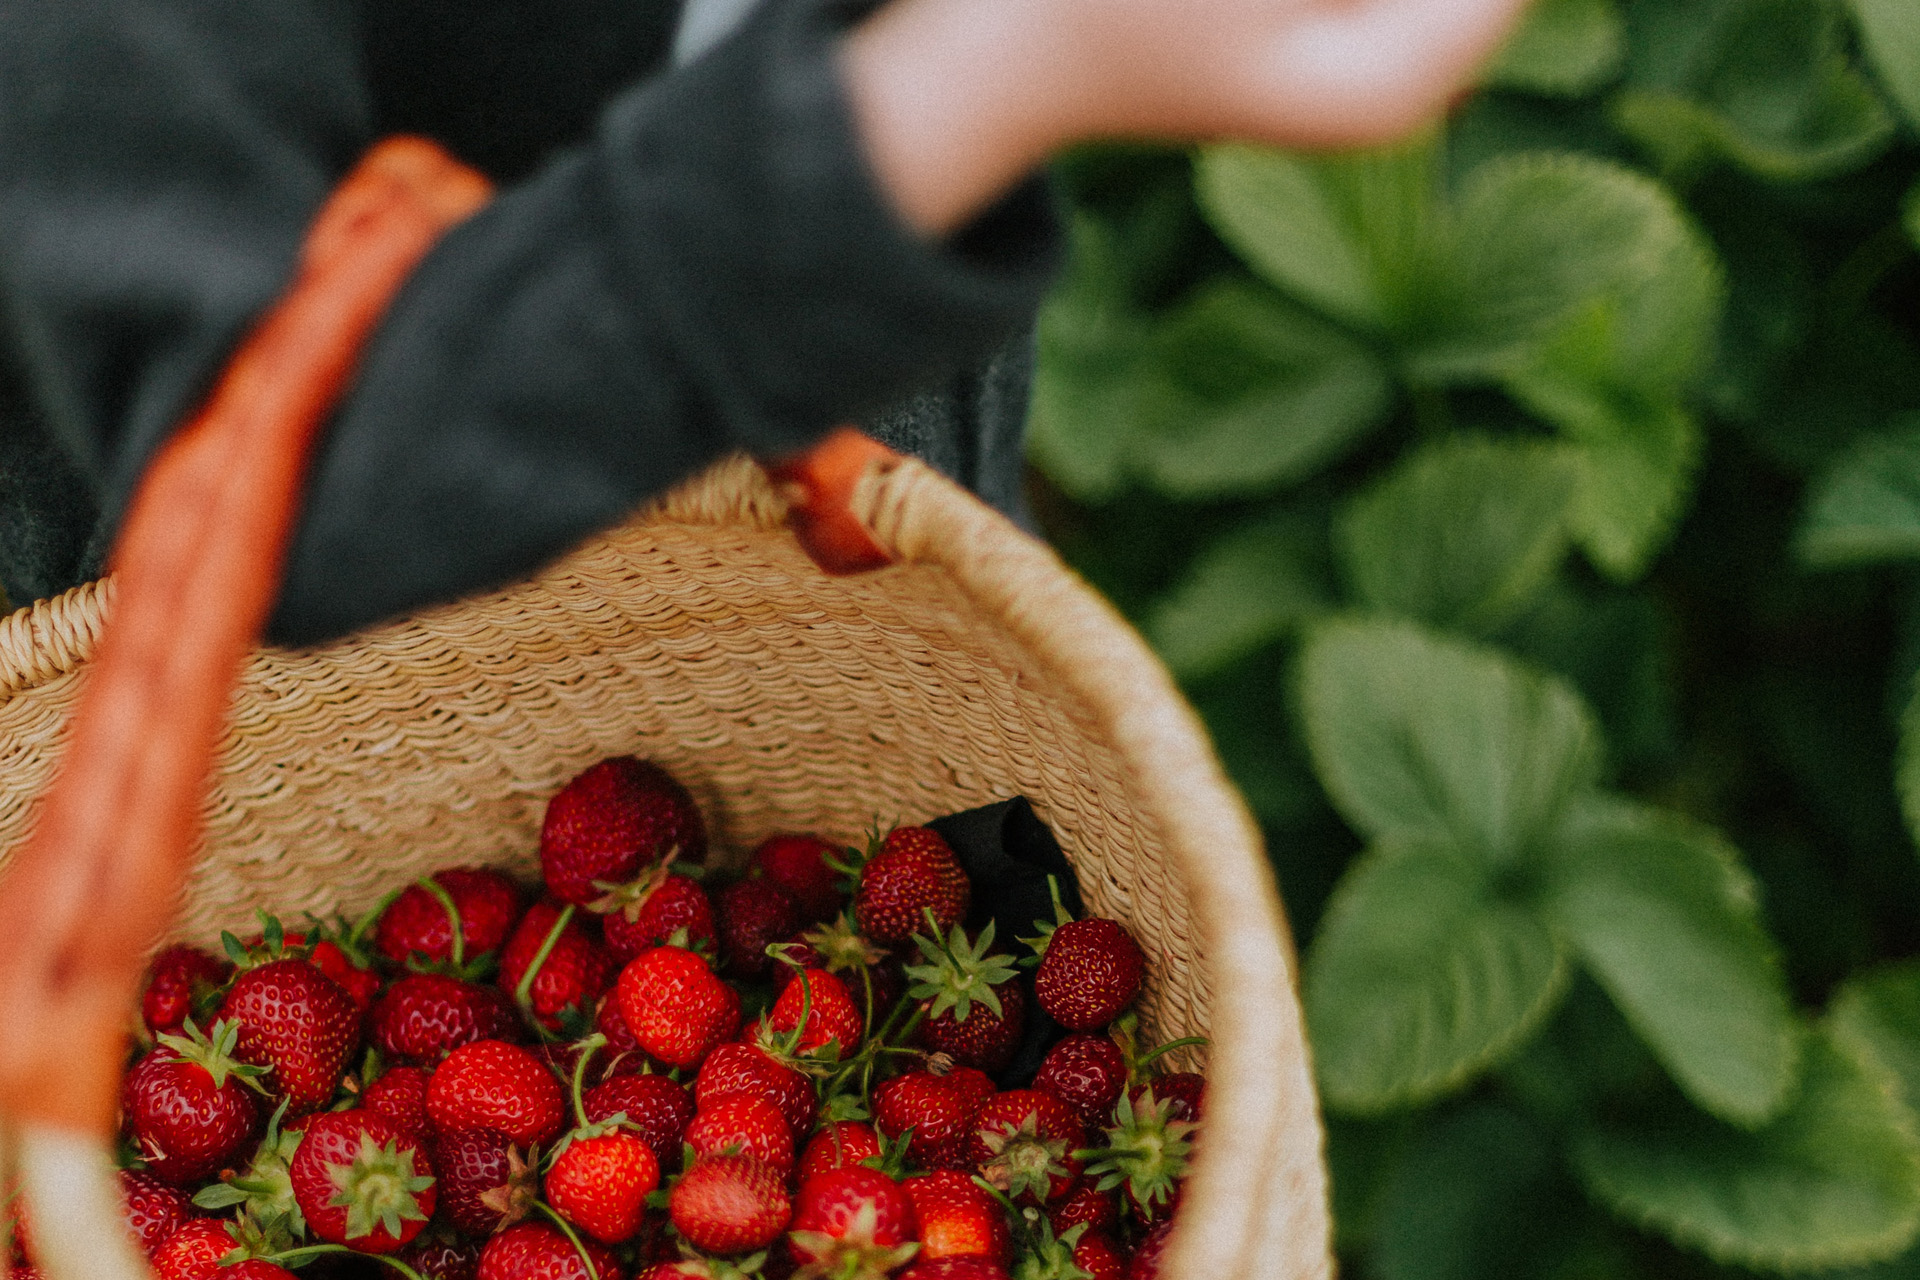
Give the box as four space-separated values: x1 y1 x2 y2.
1027 0 1920 1272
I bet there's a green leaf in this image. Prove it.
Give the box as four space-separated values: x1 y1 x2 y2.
1296 616 1602 863
1334 436 1580 634
1907 180 1920 251
1799 418 1920 567
1831 962 1920 1115
1849 0 1920 129
1193 138 1439 335
1126 278 1394 497
1487 0 1627 96
1574 1027 1920 1271
1305 837 1570 1112
1611 0 1896 182
1895 675 1920 859
1146 510 1329 679
1543 798 1799 1126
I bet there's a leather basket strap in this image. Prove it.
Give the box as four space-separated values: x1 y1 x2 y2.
0 138 491 1136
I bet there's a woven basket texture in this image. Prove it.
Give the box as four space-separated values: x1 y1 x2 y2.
0 454 1329 1279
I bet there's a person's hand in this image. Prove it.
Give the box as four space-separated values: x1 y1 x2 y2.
844 0 1532 234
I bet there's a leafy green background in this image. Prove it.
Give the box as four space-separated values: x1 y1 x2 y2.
1026 0 1920 1272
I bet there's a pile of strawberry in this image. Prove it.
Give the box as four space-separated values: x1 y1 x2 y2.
6 758 1202 1280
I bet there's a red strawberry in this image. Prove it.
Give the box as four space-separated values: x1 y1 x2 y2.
600 872 716 965
1075 1229 1129 1280
427 1039 567 1148
906 1171 1010 1266
853 827 969 947
499 902 617 1034
906 921 1027 1073
685 1094 795 1176
150 1219 240 1280
1032 919 1145 1031
123 1020 265 1186
1128 1219 1175 1280
593 995 652 1074
431 1127 537 1236
797 1121 884 1185
873 1069 986 1168
694 1042 815 1144
668 1155 792 1255
289 1109 437 1253
966 1091 1085 1206
897 1258 1011 1280
365 1064 435 1142
767 967 864 1059
121 1169 197 1256
1049 1182 1120 1237
400 1236 487 1280
1132 1073 1204 1125
789 1166 920 1277
753 834 845 923
584 1073 696 1172
142 946 230 1037
479 1220 625 1280
547 1129 661 1243
373 973 520 1065
218 956 362 1114
715 878 802 980
266 932 382 1018
376 868 524 969
541 758 707 905
615 947 741 1070
1034 1034 1127 1128
222 1263 300 1280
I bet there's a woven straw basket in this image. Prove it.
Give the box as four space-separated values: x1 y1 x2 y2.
0 142 1329 1280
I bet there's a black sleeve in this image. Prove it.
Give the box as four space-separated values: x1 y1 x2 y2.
269 0 1061 644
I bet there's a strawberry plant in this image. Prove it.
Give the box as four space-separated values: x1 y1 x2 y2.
1030 0 1920 1273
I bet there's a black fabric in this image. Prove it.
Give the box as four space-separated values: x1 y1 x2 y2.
928 796 1081 1088
0 0 1059 633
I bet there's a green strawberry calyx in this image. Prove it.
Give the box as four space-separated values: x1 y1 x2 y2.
977 1111 1073 1203
326 1130 435 1243
1075 1088 1194 1215
156 1017 272 1094
475 1143 541 1231
903 913 1019 1024
193 1098 308 1239
787 1199 921 1280
1010 1217 1095 1280
797 912 887 975
587 845 686 922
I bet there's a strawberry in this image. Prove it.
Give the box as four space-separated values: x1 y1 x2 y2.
593 995 653 1074
905 1171 1010 1266
1024 887 1144 1032
499 902 617 1034
897 1258 1010 1280
853 827 969 947
400 1236 487 1280
142 945 231 1037
479 1220 625 1280
1010 1219 1115 1280
289 1108 437 1253
906 921 1026 1073
150 1219 241 1280
373 973 520 1065
1082 1089 1193 1224
668 1154 792 1255
222 1263 300 1280
218 955 363 1114
1127 1219 1174 1280
376 868 524 971
615 946 742 1070
753 834 845 923
694 1042 815 1145
797 1121 884 1185
547 1128 661 1244
1033 1035 1127 1128
365 1064 435 1141
427 1039 567 1148
789 1166 920 1278
966 1091 1085 1206
260 928 383 1019
123 1019 267 1185
121 1169 198 1256
1047 1182 1120 1238
430 1127 537 1236
585 1072 697 1172
1131 1073 1203 1125
685 1093 796 1176
600 872 716 965
872 1069 987 1169
715 878 801 980
766 967 864 1059
1073 1229 1129 1280
541 757 707 906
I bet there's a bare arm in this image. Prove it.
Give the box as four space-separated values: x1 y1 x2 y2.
842 0 1533 235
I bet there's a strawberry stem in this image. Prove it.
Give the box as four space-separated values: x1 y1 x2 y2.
416 876 467 970
514 903 578 1036
569 1032 607 1131
534 1200 603 1280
